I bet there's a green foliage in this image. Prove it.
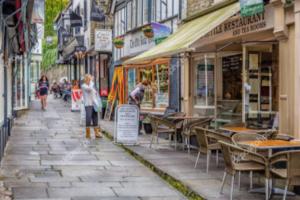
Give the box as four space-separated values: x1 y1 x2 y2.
43 0 68 69
42 37 58 69
45 0 69 37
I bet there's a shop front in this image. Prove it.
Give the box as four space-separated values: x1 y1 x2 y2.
125 58 171 112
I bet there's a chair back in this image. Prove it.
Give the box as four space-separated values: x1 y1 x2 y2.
219 141 267 175
287 150 300 185
194 127 209 152
232 133 266 147
206 129 232 144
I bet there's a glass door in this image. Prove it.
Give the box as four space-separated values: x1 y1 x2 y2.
243 43 279 128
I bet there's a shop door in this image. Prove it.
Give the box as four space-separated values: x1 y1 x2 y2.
243 44 279 128
13 56 28 110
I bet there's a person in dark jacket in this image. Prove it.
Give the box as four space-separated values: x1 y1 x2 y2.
39 75 49 111
128 80 149 108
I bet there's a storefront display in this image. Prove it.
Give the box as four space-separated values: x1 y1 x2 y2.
125 59 170 111
13 56 28 110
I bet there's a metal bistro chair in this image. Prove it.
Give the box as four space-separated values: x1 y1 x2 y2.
269 150 300 200
182 117 212 153
149 114 184 150
219 141 269 200
194 127 221 172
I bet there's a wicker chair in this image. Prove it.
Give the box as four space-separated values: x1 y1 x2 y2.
232 132 267 151
194 127 221 172
149 114 184 150
219 141 269 200
269 150 300 200
182 117 212 153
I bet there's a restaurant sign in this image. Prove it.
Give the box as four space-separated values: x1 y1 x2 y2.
240 0 264 17
202 6 274 42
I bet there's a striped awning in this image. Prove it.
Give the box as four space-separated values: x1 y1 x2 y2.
124 2 240 65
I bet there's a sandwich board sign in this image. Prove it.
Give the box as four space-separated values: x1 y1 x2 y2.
114 104 139 145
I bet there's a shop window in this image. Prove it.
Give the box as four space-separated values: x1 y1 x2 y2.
245 44 279 128
194 56 215 108
222 54 242 100
139 67 153 108
154 64 169 108
127 68 136 96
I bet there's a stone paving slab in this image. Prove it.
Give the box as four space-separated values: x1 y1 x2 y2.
0 97 186 200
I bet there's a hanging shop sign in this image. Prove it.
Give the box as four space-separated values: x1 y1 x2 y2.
70 11 83 28
114 104 139 145
124 31 155 57
240 0 264 17
91 0 105 21
31 0 44 23
95 29 112 52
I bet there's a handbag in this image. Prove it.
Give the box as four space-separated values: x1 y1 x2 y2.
93 90 102 112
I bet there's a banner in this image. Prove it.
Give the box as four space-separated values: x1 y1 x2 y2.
151 22 171 45
31 0 44 23
70 12 83 28
95 29 112 52
91 0 105 21
240 0 264 17
71 89 82 111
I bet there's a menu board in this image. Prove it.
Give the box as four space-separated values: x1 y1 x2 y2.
222 54 242 99
115 105 139 145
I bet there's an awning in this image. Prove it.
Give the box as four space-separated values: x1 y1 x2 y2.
124 2 240 65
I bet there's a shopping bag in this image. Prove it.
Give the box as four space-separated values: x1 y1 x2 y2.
93 90 102 112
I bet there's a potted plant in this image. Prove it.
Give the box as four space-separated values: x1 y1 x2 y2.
113 36 124 49
142 25 154 38
143 116 153 134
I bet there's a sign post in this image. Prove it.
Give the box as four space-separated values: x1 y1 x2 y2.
114 104 139 145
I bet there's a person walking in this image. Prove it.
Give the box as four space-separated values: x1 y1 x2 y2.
38 75 49 111
81 74 102 139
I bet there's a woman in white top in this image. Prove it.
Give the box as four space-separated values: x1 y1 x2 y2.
81 74 102 139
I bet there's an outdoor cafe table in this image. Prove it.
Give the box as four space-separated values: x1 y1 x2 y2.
238 139 300 195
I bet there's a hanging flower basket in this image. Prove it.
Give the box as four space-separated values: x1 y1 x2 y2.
113 36 124 49
142 25 154 38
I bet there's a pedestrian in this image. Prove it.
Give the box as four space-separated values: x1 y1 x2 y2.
81 74 102 139
128 79 149 108
38 75 49 111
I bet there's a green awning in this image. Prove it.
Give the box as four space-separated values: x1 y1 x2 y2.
124 2 240 65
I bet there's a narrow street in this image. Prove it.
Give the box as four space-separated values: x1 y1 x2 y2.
0 97 186 200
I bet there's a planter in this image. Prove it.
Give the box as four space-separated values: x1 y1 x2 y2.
143 25 154 38
113 36 124 49
143 123 153 134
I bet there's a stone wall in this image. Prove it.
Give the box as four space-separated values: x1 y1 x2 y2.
43 64 68 84
186 0 226 18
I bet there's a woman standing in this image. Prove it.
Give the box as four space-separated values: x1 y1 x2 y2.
39 75 49 111
81 74 102 139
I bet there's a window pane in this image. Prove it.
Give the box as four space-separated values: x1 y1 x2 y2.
173 0 179 15
127 69 136 96
156 0 161 21
167 0 172 17
127 2 132 30
143 0 148 24
137 0 142 27
161 0 167 20
194 57 215 106
140 68 153 108
154 64 169 108
132 0 137 28
121 8 126 34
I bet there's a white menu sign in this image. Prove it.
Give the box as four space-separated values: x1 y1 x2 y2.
114 105 139 145
95 29 112 52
